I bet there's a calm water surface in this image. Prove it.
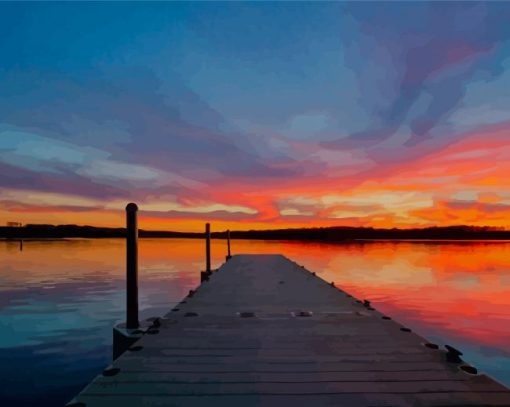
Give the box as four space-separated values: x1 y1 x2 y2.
1 238 510 406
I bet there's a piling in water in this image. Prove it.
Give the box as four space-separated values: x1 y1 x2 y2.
125 203 139 329
201 223 212 282
226 229 232 261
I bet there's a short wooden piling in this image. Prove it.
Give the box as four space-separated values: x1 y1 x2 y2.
205 223 211 273
125 203 139 329
226 229 232 261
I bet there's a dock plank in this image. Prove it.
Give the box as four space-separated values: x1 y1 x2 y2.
69 254 510 406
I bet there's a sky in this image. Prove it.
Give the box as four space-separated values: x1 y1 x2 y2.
2 2 510 232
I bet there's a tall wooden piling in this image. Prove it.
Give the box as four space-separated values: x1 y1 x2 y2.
201 223 211 282
125 202 139 329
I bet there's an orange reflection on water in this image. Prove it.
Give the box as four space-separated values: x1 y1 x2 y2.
293 240 510 352
2 238 510 370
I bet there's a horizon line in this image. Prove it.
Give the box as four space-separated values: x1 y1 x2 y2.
3 222 509 234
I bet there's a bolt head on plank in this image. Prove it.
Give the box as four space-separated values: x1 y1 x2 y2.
460 365 478 375
102 367 120 377
66 401 86 407
445 344 463 356
445 345 464 363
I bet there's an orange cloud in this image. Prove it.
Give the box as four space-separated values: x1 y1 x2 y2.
2 123 510 231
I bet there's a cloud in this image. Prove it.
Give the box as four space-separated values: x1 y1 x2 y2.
0 189 102 209
326 2 510 154
105 200 257 216
276 191 434 223
0 127 107 173
279 208 315 217
445 200 510 214
0 126 203 194
0 68 300 185
409 199 510 226
142 209 258 221
0 188 258 222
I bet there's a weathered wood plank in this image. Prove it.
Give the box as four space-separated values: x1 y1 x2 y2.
97 370 469 382
113 360 461 373
76 393 510 407
81 379 507 395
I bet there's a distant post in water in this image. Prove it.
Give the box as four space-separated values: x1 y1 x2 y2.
226 229 232 261
125 203 139 329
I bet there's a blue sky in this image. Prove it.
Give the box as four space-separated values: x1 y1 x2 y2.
2 2 510 230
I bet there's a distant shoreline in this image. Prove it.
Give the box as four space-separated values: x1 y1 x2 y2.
2 238 510 245
2 224 510 241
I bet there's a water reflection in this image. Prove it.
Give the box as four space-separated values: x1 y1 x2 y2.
1 238 509 406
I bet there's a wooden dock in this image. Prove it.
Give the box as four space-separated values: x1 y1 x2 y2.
68 254 510 406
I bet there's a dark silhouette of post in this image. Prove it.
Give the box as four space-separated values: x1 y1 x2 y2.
201 223 211 282
206 223 211 273
226 229 232 261
126 203 139 329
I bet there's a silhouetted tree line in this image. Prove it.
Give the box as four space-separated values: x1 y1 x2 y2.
216 226 510 241
1 224 510 240
0 224 200 239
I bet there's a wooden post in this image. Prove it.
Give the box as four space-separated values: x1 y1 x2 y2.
226 229 232 261
201 223 211 282
126 202 139 329
206 223 211 274
19 239 23 252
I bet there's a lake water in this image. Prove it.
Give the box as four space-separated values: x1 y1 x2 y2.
1 238 510 406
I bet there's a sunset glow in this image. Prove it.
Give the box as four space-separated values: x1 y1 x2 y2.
2 3 510 231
